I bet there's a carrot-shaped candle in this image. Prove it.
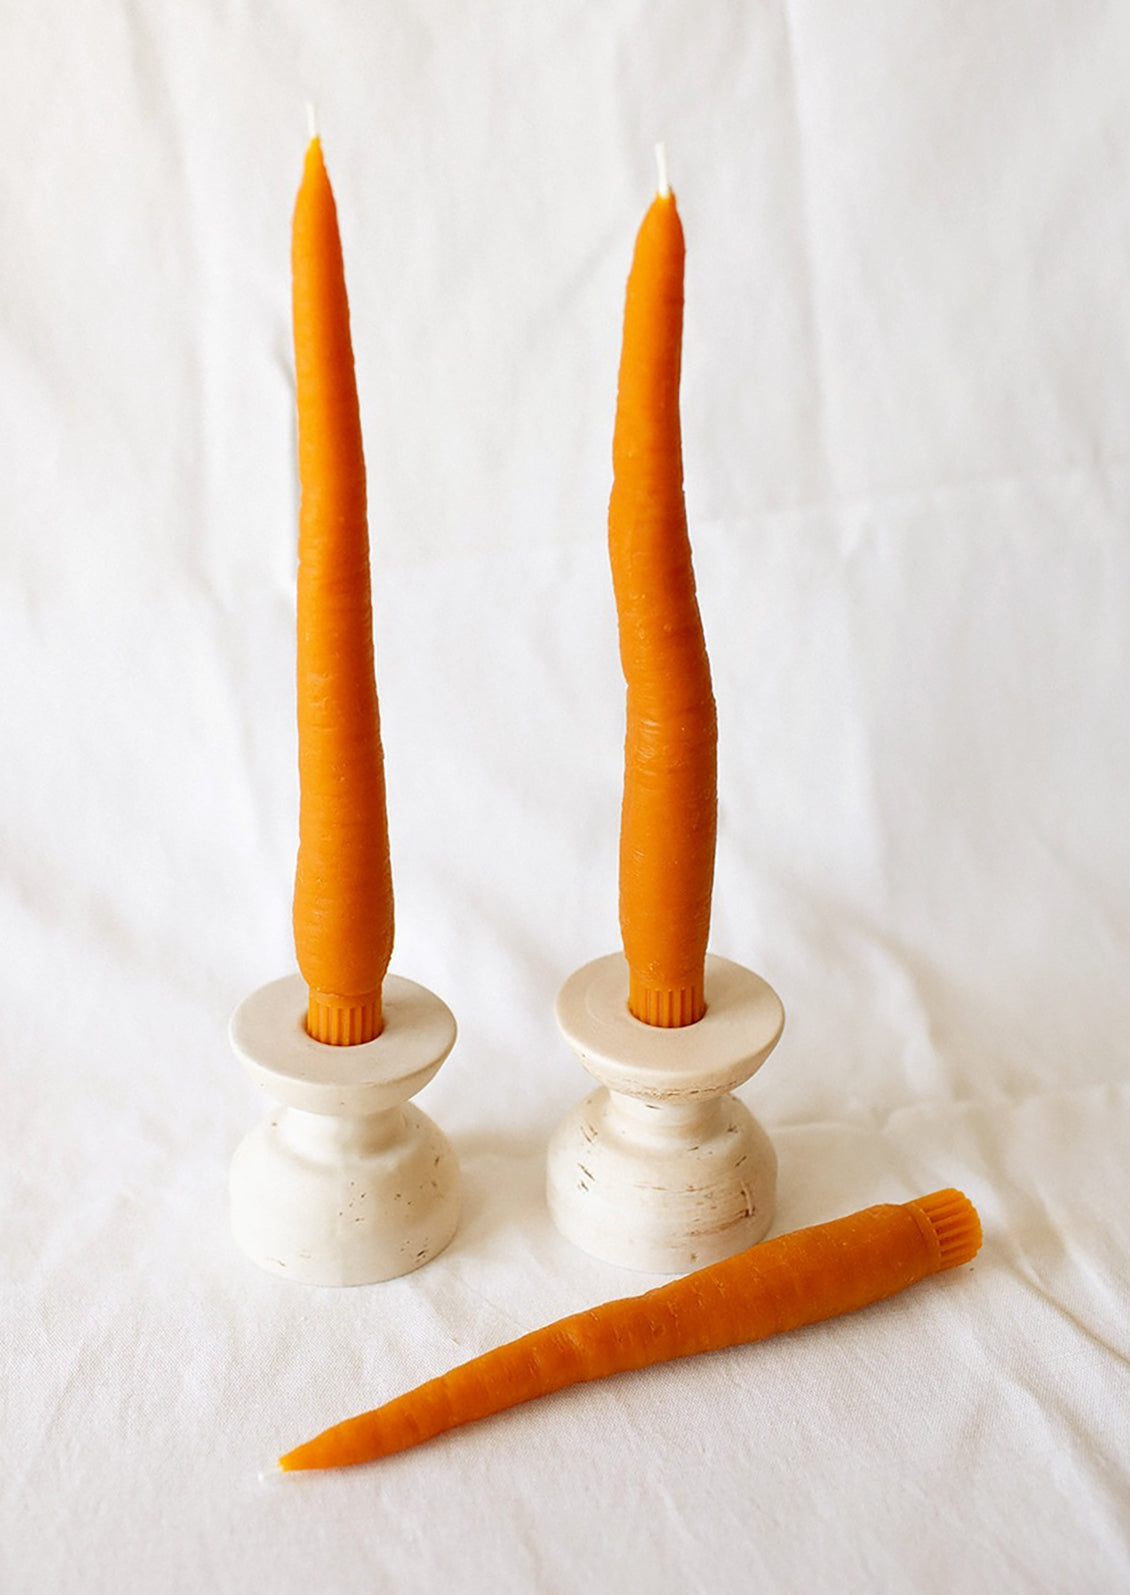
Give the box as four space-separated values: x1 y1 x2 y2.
610 151 716 1029
291 131 393 1047
227 124 460 1287
278 1190 982 1470
547 154 785 1273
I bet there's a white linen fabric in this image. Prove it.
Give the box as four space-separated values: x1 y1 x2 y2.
2 3 1128 1591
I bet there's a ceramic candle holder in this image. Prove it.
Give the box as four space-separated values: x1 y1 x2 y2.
547 953 783 1272
229 973 460 1285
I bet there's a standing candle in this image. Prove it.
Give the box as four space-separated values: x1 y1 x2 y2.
610 159 717 1028
227 127 460 1288
548 155 781 1269
291 133 393 1046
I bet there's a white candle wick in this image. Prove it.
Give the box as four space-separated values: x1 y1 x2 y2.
655 142 670 198
306 102 319 141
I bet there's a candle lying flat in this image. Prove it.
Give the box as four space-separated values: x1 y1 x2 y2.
291 135 393 1045
610 172 717 1027
277 1189 982 1470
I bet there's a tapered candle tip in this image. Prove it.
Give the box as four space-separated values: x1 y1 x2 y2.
306 102 319 141
655 143 670 198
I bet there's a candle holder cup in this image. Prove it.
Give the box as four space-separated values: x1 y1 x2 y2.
547 953 782 1272
229 973 460 1285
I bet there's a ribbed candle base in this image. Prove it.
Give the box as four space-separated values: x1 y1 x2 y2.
306 989 384 1046
907 1188 983 1271
627 973 706 1028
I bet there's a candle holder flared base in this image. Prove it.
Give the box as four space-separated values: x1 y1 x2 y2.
547 953 783 1273
229 973 459 1285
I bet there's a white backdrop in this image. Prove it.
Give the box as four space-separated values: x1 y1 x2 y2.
3 3 1129 1591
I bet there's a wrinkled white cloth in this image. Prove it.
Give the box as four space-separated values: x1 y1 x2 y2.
2 4 1129 1592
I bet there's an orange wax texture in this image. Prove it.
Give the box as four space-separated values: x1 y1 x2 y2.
291 136 393 1046
610 188 717 1028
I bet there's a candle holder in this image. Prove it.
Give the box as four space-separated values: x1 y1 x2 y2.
547 953 783 1272
229 973 460 1285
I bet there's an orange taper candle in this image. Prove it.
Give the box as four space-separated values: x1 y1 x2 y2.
277 1189 982 1469
291 132 393 1046
609 160 717 1028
